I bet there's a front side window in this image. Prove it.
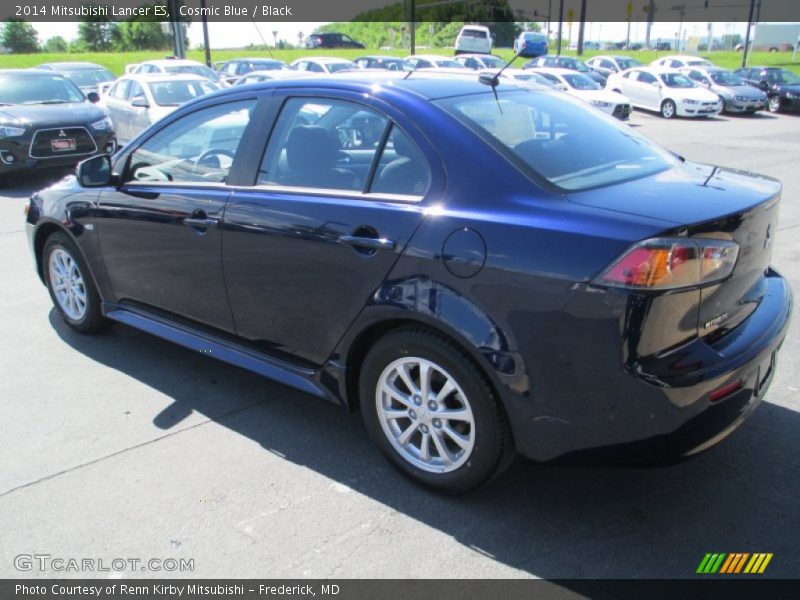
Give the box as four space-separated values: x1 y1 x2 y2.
258 97 389 192
437 90 676 191
660 73 695 88
126 100 255 184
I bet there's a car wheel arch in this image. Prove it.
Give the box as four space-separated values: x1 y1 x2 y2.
342 314 511 415
34 221 73 283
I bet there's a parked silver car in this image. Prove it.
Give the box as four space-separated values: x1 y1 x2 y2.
681 66 768 113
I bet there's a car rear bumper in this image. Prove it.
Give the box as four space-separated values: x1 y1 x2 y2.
507 269 792 463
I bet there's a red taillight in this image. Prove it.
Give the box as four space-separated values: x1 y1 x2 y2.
596 238 739 290
709 380 743 403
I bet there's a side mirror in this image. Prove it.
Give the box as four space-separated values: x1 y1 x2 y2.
556 83 569 92
87 91 100 104
131 96 149 108
77 155 113 188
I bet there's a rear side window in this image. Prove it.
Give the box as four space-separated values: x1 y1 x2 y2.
371 126 431 196
258 98 388 192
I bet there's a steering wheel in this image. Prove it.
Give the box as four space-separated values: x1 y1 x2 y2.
194 148 236 170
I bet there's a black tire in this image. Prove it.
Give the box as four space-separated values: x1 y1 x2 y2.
0 175 8 189
359 326 515 494
767 95 781 113
43 231 109 334
661 99 677 119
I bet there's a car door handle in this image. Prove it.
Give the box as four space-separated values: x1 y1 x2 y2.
339 235 396 252
183 217 218 229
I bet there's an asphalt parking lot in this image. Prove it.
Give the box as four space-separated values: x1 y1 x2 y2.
1 108 799 580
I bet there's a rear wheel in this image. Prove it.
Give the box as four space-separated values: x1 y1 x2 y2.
767 95 781 113
359 327 515 494
43 232 108 334
660 99 677 119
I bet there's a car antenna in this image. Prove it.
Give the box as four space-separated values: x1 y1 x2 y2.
478 50 524 88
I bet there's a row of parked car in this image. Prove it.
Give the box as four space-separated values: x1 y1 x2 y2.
1 51 798 186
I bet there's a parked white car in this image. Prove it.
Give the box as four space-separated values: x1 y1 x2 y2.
607 67 722 118
127 59 226 87
405 55 467 70
585 55 643 78
289 57 357 74
535 68 632 119
455 53 507 70
101 74 219 145
454 25 493 55
650 55 714 69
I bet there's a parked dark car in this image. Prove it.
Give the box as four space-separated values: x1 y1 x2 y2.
0 69 115 187
37 62 116 95
734 66 800 113
525 55 607 85
305 32 365 49
26 74 791 493
215 58 289 85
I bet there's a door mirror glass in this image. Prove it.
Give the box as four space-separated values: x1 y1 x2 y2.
131 95 149 108
77 154 112 187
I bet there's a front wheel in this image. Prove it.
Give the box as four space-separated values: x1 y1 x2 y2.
661 99 677 119
44 232 109 334
359 327 515 494
767 95 781 113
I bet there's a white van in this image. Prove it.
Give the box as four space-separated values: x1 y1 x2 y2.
454 25 493 55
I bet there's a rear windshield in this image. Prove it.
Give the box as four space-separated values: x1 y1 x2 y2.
62 68 115 87
0 74 85 104
436 91 675 191
165 64 222 83
326 62 356 73
615 58 641 70
461 29 488 38
148 79 218 106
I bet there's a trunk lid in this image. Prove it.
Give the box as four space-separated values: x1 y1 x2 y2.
572 162 781 338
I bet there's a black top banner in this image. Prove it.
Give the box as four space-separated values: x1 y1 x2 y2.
5 0 800 23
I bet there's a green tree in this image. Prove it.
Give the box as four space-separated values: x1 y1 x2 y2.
77 3 117 51
42 36 69 53
1 19 40 53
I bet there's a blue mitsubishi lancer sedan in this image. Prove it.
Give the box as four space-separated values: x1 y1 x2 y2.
26 72 792 494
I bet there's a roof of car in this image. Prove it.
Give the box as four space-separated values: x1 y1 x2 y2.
228 70 526 100
229 57 285 64
591 55 635 61
38 62 107 70
0 68 71 77
357 55 406 60
118 73 211 84
535 67 591 77
633 66 682 74
406 54 462 61
456 53 503 59
294 57 355 64
140 59 206 67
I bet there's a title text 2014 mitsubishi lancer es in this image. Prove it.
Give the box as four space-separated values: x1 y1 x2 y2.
25 72 792 493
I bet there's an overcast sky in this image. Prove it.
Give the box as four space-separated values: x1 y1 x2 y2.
32 21 750 49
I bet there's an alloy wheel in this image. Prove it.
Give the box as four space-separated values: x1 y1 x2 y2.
375 357 475 474
661 100 676 119
48 248 87 321
768 96 781 113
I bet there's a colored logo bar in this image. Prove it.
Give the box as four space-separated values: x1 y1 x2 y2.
697 553 773 574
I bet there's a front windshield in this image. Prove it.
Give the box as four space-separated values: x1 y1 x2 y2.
616 58 641 70
63 68 115 87
0 74 85 104
434 59 465 68
480 56 506 69
709 71 745 86
165 65 222 83
148 79 219 106
436 90 675 191
563 73 600 90
660 73 695 88
769 70 800 85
